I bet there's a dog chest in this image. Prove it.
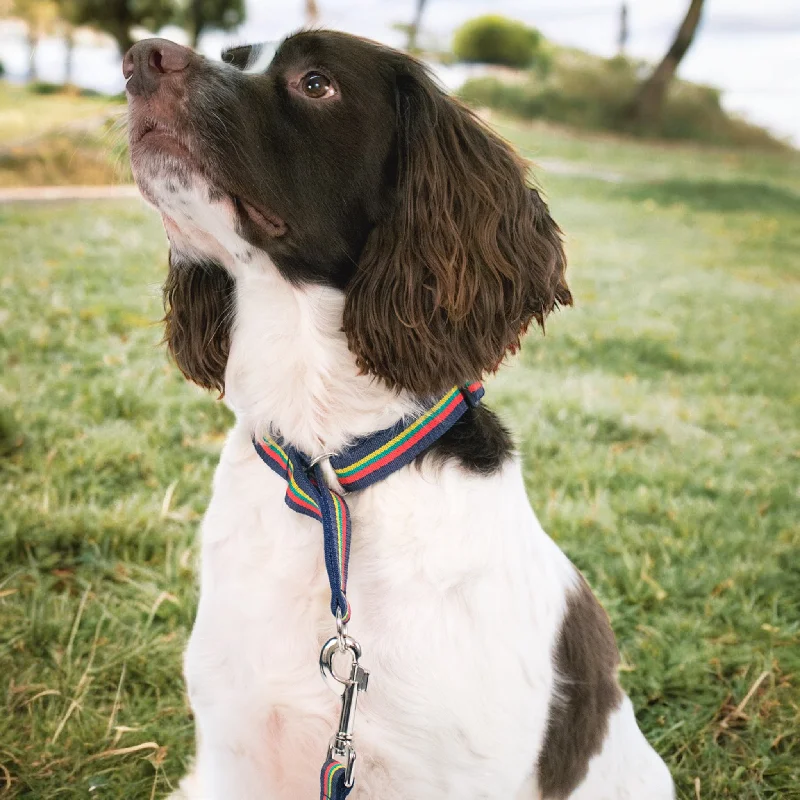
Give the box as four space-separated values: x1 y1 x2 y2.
184 438 574 796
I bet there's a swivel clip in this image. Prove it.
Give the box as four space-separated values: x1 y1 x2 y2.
319 633 369 788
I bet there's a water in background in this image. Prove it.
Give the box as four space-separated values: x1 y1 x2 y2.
0 28 484 96
1 15 797 145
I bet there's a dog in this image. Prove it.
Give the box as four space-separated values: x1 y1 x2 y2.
124 30 675 800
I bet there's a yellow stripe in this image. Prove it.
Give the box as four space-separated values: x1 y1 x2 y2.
335 387 458 476
333 493 344 565
287 470 318 509
266 437 319 509
264 436 288 460
326 762 343 794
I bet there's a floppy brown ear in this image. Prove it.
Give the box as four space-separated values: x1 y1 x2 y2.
162 251 235 394
343 67 571 397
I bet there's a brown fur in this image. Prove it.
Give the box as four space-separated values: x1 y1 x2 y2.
344 72 571 396
537 576 623 799
153 34 571 400
162 254 234 393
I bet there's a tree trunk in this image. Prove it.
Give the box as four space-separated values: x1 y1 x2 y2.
407 0 428 52
27 27 38 81
110 24 134 57
617 3 629 56
189 0 204 49
64 27 75 86
627 0 704 126
305 0 319 26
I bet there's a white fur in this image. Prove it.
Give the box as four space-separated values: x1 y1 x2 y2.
569 698 674 800
243 43 277 75
139 173 674 800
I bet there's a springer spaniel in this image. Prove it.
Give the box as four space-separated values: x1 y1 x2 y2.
124 31 674 800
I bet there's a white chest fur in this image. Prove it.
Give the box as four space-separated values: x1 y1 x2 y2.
185 420 577 800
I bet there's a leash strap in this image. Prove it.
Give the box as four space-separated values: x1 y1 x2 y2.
254 437 352 622
320 758 351 800
253 382 484 798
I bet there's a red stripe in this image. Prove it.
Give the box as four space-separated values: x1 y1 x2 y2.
322 760 345 798
339 393 464 484
467 381 482 392
287 487 321 517
335 494 349 588
322 761 336 798
259 444 321 515
258 441 288 471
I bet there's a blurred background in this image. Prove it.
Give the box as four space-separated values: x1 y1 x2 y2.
1 2 798 799
1 0 799 185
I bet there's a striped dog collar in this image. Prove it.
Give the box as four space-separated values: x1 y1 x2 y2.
252 381 484 798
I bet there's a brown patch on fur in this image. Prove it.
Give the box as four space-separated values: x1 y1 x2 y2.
344 71 571 397
537 576 623 799
162 252 235 393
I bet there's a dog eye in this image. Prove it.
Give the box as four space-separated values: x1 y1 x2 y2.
300 72 335 99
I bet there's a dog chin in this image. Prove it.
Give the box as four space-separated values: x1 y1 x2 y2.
131 153 198 205
144 178 256 270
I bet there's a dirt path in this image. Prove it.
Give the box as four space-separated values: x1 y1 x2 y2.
0 185 141 204
0 157 627 207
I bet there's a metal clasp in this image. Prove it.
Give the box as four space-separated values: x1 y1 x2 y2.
306 451 337 472
319 633 369 788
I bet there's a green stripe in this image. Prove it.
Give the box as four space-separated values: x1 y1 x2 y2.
326 762 344 795
266 442 285 462
286 465 319 509
335 387 459 478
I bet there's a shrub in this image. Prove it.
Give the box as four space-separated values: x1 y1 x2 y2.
460 51 636 131
459 46 786 149
453 15 544 70
0 131 131 188
28 81 65 95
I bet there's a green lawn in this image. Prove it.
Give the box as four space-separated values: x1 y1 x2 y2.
0 83 121 144
1 124 799 799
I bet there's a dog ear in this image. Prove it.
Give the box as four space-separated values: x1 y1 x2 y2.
162 251 235 394
343 66 571 397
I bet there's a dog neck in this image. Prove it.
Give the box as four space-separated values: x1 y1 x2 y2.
153 181 415 455
223 251 417 456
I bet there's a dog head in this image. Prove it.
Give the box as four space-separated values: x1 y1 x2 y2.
125 31 571 397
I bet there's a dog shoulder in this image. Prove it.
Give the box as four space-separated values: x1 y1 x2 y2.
537 574 624 799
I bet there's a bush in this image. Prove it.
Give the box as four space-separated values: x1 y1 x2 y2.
0 130 131 188
28 81 65 95
459 46 786 149
453 15 544 70
460 50 636 131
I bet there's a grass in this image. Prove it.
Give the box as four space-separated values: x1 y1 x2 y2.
0 82 128 187
1 121 799 799
0 83 122 144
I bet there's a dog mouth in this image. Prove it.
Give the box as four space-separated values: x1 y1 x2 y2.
233 196 287 238
130 117 193 159
129 117 287 239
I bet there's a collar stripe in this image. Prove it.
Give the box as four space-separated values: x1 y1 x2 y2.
335 390 464 486
334 386 461 478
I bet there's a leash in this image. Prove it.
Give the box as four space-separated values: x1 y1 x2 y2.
253 382 484 799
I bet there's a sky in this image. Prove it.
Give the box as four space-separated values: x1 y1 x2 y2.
1 0 798 143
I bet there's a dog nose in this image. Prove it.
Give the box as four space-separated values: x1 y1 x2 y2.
123 38 192 96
